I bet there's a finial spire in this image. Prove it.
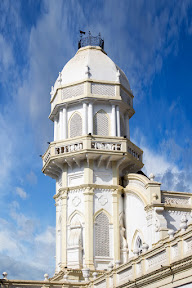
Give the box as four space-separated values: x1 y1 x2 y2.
78 31 104 50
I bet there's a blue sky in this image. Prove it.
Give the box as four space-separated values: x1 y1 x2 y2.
0 0 192 280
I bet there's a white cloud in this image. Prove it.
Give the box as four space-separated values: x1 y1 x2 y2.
15 187 27 199
26 171 37 185
35 226 55 244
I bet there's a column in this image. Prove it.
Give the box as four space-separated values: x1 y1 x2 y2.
111 104 116 136
61 189 68 268
88 102 93 134
125 112 130 139
116 105 120 137
83 102 88 135
112 189 121 262
63 105 67 139
59 108 63 140
54 116 58 141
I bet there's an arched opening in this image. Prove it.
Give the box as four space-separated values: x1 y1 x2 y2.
93 110 109 136
95 212 109 256
135 235 143 254
69 112 82 138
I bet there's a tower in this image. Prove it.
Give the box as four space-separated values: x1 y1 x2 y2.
42 33 143 273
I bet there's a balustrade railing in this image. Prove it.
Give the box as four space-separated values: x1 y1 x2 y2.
91 141 122 151
43 149 51 165
42 137 143 168
55 142 83 155
127 145 142 161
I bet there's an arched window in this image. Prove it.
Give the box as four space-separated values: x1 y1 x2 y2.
69 112 82 138
95 212 109 256
135 236 143 254
93 110 109 136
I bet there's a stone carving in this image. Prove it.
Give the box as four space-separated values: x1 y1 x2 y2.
119 213 128 263
154 207 167 232
162 196 190 205
147 251 166 268
72 196 81 207
98 195 108 206
180 215 188 232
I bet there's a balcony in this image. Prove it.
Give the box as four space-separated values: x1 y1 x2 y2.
42 135 143 176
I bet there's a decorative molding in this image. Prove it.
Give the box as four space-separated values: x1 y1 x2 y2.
162 196 190 206
98 195 108 206
166 210 191 216
72 196 81 207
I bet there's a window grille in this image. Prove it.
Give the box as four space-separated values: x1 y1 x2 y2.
93 110 109 136
95 213 109 256
120 88 132 106
69 113 82 138
62 84 84 100
91 83 115 96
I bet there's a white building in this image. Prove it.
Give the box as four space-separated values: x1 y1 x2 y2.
2 33 192 288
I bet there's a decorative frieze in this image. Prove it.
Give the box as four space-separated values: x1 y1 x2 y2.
162 196 190 206
117 267 132 282
147 251 166 269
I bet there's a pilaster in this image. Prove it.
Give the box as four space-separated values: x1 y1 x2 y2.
61 189 68 268
112 161 119 185
112 188 121 262
83 187 94 269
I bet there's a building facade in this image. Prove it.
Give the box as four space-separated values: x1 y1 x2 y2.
1 34 192 288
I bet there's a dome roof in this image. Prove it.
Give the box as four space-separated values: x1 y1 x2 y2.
55 46 131 92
